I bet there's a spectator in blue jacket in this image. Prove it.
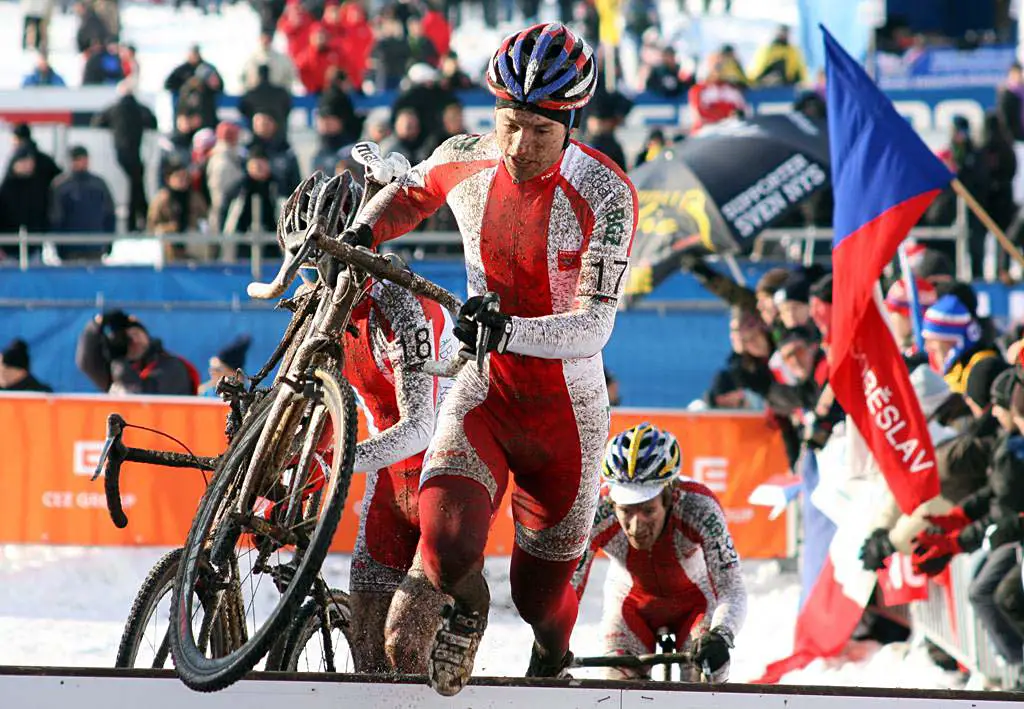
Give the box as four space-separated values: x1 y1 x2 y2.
50 146 115 261
22 52 65 87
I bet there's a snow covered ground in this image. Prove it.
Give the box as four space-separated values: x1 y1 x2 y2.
0 544 965 688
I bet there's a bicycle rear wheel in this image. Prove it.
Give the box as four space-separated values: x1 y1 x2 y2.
115 548 233 668
169 368 357 692
270 588 354 673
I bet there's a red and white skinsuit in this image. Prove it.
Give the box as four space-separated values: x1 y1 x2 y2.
356 132 638 645
572 479 747 664
344 280 454 593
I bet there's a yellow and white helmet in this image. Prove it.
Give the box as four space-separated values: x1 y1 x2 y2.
602 422 681 505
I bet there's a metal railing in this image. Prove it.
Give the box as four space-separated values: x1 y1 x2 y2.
910 552 1022 688
0 229 465 278
757 195 969 279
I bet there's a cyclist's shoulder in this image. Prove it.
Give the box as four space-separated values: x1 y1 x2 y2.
429 132 500 164
671 478 726 525
561 141 638 206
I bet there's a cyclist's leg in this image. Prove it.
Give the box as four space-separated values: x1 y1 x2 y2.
349 468 421 673
601 598 655 680
507 383 605 666
384 549 450 673
415 363 510 602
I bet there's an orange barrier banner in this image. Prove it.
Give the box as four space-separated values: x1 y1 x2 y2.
0 395 790 558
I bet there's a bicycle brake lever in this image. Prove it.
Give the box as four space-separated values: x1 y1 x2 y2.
475 292 501 375
92 413 126 482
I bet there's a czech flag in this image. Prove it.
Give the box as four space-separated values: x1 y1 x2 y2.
755 27 951 684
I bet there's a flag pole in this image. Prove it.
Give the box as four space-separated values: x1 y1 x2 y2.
897 244 925 352
951 178 1024 269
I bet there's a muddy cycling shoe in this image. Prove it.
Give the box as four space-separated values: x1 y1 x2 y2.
428 602 488 696
526 642 574 678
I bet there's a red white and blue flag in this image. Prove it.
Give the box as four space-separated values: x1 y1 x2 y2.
755 27 951 684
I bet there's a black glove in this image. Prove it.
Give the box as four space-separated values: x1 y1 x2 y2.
454 295 513 357
693 628 732 681
340 222 373 249
859 528 896 571
985 515 1024 550
802 413 833 451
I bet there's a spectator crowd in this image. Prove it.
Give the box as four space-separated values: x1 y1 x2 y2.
4 0 828 259
682 240 1024 685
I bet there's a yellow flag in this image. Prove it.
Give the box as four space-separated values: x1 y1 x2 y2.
596 0 622 47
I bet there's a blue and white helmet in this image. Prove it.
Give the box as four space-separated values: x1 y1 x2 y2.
485 23 598 112
602 423 681 505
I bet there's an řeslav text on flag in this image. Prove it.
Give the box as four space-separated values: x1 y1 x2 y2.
824 26 951 516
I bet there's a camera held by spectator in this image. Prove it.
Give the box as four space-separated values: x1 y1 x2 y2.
76 309 200 396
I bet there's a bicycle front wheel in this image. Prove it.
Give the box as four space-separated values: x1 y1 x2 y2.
169 369 358 692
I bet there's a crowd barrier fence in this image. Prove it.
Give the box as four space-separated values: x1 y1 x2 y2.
910 553 1023 688
0 393 792 559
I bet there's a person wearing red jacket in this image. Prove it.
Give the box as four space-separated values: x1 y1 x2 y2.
277 0 314 62
337 1 373 88
421 3 452 61
296 25 343 94
688 61 746 133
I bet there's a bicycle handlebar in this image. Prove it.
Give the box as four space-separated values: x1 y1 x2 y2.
247 227 318 300
93 413 220 529
94 413 129 528
570 651 694 669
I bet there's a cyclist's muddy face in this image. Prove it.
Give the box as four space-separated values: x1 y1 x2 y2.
495 108 568 183
615 495 669 551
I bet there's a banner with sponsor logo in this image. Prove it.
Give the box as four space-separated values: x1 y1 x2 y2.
876 45 1017 91
0 394 789 558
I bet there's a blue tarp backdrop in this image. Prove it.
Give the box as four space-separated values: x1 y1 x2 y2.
1 264 1019 407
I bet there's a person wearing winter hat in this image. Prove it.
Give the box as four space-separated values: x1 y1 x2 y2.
76 309 199 395
808 273 832 344
202 334 252 396
884 277 938 353
963 357 1011 418
905 244 955 285
773 276 811 329
0 338 52 392
922 294 999 393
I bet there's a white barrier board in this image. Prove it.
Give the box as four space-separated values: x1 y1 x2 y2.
2 671 1021 709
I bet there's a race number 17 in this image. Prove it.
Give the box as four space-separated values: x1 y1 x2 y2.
595 259 629 295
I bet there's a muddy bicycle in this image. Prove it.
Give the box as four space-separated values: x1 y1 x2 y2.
95 156 479 690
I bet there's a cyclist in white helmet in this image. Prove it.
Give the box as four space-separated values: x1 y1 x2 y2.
572 423 747 682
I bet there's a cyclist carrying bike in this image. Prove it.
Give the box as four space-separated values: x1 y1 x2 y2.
281 174 455 674
336 22 637 695
573 423 747 682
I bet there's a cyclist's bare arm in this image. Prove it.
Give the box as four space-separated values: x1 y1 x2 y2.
353 283 436 474
571 498 618 600
682 493 747 641
504 183 637 360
